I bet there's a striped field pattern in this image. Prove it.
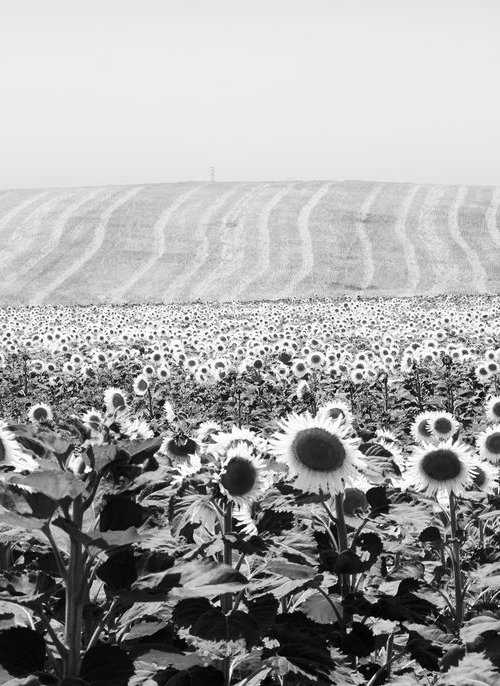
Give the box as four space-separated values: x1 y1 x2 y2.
0 180 499 305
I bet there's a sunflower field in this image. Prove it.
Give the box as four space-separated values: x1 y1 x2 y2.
1 295 500 686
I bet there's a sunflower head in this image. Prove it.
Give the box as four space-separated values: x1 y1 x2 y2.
428 412 459 441
477 425 500 464
410 412 434 443
218 442 268 506
405 439 472 496
27 403 53 424
270 412 365 495
486 396 500 423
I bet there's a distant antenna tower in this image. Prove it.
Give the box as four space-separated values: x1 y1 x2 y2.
210 166 215 183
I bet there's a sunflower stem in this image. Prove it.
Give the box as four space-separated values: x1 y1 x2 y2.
334 492 351 624
221 502 233 609
449 492 464 634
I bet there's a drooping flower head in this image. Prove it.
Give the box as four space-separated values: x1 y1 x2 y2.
133 374 149 396
316 399 353 428
161 431 199 466
217 442 269 507
485 396 500 424
269 411 365 495
477 425 500 464
103 387 128 414
468 458 498 496
0 422 39 473
404 439 473 496
410 411 435 443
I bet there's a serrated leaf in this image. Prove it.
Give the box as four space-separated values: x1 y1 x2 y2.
0 627 46 677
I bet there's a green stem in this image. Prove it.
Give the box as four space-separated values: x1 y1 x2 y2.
221 501 233 686
449 492 463 634
64 495 84 678
335 492 351 624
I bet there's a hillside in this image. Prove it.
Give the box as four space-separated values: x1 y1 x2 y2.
0 180 499 305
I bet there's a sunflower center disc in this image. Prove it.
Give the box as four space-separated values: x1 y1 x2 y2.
220 457 257 496
33 408 47 421
112 394 125 409
167 438 196 459
485 433 500 454
421 449 462 481
434 418 452 434
292 428 346 472
493 403 500 418
329 408 344 420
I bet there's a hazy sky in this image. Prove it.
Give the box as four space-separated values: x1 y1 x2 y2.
0 0 499 189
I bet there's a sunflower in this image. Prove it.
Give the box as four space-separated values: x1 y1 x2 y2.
161 432 199 465
27 403 53 424
291 359 308 379
404 439 472 496
269 411 365 495
485 396 500 423
81 409 103 433
0 422 39 473
133 374 149 396
196 421 222 443
477 425 500 464
103 387 127 414
428 411 459 441
217 442 269 507
468 459 498 496
211 426 264 457
410 411 435 443
316 399 353 427
475 364 491 384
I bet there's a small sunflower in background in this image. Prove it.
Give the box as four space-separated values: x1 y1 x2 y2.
133 374 149 397
269 411 365 495
404 439 473 497
103 387 128 414
81 408 103 433
477 425 500 464
316 399 353 427
27 403 53 424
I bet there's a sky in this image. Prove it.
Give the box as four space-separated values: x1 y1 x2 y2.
0 0 499 189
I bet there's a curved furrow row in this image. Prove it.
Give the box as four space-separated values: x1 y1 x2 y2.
233 183 295 300
223 184 279 301
186 184 251 300
357 184 382 290
486 187 500 248
31 186 144 305
414 186 447 293
164 185 240 302
394 185 421 294
0 191 51 250
112 185 203 302
194 185 262 300
447 186 487 293
5 188 108 289
337 183 381 291
281 182 331 299
366 184 408 294
0 190 72 274
298 182 346 298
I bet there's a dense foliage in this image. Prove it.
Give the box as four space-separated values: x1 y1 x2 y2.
0 295 500 686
